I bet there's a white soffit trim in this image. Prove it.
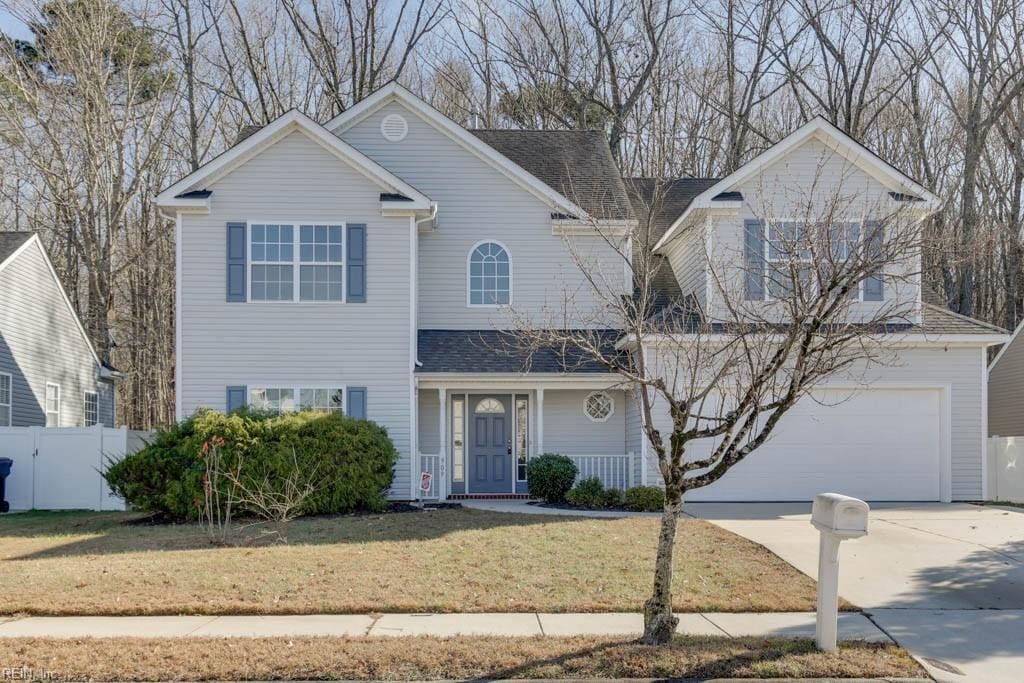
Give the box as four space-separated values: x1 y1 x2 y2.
989 317 1024 370
155 109 431 211
1 235 105 370
653 116 940 252
326 83 591 220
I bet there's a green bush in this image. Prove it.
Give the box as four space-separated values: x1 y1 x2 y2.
624 485 665 512
104 409 398 521
526 453 578 503
566 476 606 507
602 487 624 507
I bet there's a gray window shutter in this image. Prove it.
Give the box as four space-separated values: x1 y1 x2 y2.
226 222 247 302
346 386 367 419
347 223 366 303
863 221 884 301
226 385 247 413
744 219 765 300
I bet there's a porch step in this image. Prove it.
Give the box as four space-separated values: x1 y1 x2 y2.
447 493 534 501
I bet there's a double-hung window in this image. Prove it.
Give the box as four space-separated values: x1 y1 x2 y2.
249 223 344 302
84 391 99 427
45 383 60 427
299 225 343 301
0 372 11 426
765 222 813 300
249 386 344 414
250 224 294 301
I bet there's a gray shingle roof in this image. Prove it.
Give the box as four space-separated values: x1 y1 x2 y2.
417 329 622 374
470 130 635 221
0 231 34 264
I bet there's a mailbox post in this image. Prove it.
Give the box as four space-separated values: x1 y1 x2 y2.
810 493 869 652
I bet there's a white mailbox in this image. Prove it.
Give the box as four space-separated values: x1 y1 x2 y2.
810 492 870 653
812 493 870 539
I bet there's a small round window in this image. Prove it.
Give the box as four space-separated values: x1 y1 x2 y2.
584 391 614 422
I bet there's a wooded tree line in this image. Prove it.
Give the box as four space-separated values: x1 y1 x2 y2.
0 0 1021 429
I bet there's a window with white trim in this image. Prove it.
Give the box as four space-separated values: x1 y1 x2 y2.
0 372 11 426
84 391 99 427
250 223 345 302
468 242 510 305
299 387 344 413
45 383 60 427
249 386 344 414
251 224 295 301
451 396 465 483
764 221 865 301
584 391 613 423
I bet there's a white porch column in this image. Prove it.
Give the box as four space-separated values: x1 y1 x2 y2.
536 388 545 455
438 387 447 500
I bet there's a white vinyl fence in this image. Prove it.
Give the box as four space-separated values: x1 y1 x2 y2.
988 436 1024 503
0 426 151 511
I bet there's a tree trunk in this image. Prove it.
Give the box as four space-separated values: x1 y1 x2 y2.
641 486 682 644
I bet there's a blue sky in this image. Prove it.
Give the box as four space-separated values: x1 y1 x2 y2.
0 8 31 41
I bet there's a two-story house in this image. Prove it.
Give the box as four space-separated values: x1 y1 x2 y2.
157 85 1006 503
0 231 117 428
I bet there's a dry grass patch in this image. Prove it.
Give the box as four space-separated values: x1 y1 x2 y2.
0 635 923 680
0 508 818 615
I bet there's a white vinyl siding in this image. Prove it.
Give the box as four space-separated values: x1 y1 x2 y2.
0 240 113 427
701 138 921 324
542 389 627 456
337 101 627 329
177 130 413 498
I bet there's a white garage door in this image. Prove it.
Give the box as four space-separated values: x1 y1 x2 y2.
685 387 944 502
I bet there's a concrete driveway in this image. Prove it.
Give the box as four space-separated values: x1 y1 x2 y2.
685 502 1024 683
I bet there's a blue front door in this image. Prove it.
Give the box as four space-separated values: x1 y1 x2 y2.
468 395 511 493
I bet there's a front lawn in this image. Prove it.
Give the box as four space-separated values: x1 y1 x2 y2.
0 508 819 615
1 635 922 680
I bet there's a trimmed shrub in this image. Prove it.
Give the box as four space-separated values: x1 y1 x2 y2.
624 485 665 512
526 453 577 503
566 476 606 507
105 409 398 521
602 487 624 508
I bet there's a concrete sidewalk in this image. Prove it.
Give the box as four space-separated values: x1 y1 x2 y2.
0 611 889 641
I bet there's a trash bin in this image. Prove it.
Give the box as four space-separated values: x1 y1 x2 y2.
0 457 12 513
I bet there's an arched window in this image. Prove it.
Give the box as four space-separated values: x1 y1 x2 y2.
468 241 511 306
475 397 505 414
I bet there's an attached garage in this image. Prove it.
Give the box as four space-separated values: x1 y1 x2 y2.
683 387 948 503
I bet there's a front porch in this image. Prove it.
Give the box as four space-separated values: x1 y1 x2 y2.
414 376 643 501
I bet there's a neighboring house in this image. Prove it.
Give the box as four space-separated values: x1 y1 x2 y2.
988 321 1024 436
0 232 118 427
157 84 1006 503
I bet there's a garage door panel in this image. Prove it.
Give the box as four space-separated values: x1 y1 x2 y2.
684 388 943 502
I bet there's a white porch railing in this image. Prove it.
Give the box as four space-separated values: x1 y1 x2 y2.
417 453 441 500
568 453 633 491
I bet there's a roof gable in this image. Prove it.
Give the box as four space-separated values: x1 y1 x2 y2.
156 110 431 213
0 233 105 371
653 117 939 251
326 84 594 220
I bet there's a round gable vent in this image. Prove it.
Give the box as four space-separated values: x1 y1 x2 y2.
380 113 408 142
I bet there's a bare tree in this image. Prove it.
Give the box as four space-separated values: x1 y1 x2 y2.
507 164 931 643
